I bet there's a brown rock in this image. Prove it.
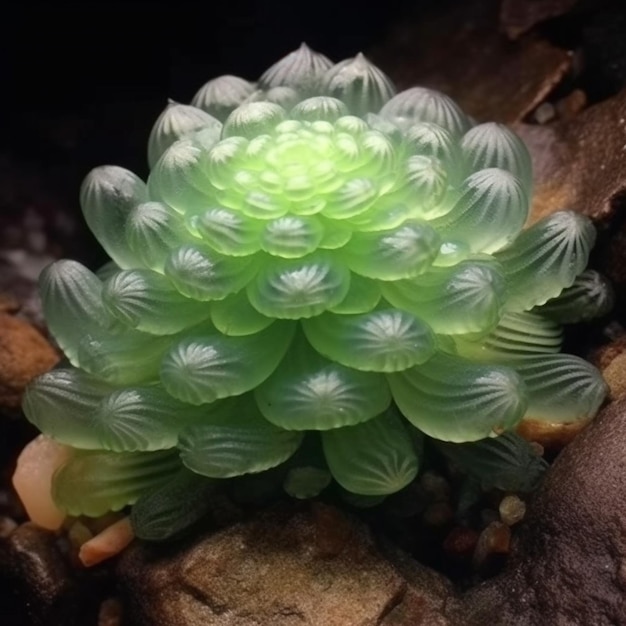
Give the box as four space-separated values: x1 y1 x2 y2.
516 89 626 224
0 522 97 626
450 397 626 625
500 0 580 40
0 313 59 410
372 0 572 123
516 417 592 452
119 503 454 626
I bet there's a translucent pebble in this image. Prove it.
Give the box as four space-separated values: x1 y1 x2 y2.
131 468 216 541
328 274 381 314
259 43 333 94
382 259 507 335
210 289 274 336
126 201 188 271
101 269 211 334
39 260 112 365
388 352 527 442
23 368 114 449
160 322 295 405
321 53 396 116
343 220 440 280
52 449 181 517
80 166 148 268
291 96 348 122
222 102 286 139
179 394 304 478
148 139 214 213
255 333 391 430
321 409 418 495
247 252 351 319
324 177 378 219
536 269 614 323
454 311 563 361
380 87 472 137
435 168 529 254
461 122 533 192
302 309 436 372
495 210 596 311
283 466 332 499
147 101 222 168
508 354 608 423
499 495 526 526
164 245 257 301
191 75 257 122
261 215 324 258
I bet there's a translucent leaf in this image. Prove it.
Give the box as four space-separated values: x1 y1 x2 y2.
509 354 608 423
434 168 529 254
461 122 533 192
381 258 507 334
38 260 112 365
322 409 418 496
302 309 436 372
388 352 527 442
259 43 332 95
148 138 214 213
193 206 262 257
222 102 286 138
380 87 471 136
204 136 248 191
131 468 217 541
164 244 257 301
260 215 324 258
178 394 304 478
495 210 596 311
80 166 147 268
147 101 222 168
535 269 614 323
435 432 548 492
343 220 440 280
52 449 181 517
323 177 378 220
245 86 301 110
321 53 396 116
291 96 348 122
255 334 391 430
160 322 295 405
247 252 350 319
77 330 173 385
402 155 450 219
328 274 381 314
455 311 562 361
23 368 113 449
191 75 257 122
102 269 211 334
283 466 332 499
210 289 274 336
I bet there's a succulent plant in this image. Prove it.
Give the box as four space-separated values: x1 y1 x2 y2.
22 44 610 537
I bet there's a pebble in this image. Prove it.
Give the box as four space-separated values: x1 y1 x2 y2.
499 495 527 526
0 515 18 538
98 597 123 626
473 521 511 569
418 471 451 502
422 501 454 527
442 526 479 560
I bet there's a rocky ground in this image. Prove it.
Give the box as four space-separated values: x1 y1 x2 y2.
2 0 626 624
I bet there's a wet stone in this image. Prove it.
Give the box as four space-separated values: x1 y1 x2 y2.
498 495 527 526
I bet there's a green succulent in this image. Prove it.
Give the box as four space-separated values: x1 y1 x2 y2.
23 44 610 538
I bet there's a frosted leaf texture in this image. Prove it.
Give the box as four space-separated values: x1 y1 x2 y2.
23 45 609 522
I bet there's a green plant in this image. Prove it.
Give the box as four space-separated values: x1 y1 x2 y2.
22 45 610 538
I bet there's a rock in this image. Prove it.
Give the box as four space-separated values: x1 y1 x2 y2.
119 502 454 626
0 522 98 626
516 89 626 224
0 313 59 411
372 0 572 123
450 397 626 625
499 0 580 40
